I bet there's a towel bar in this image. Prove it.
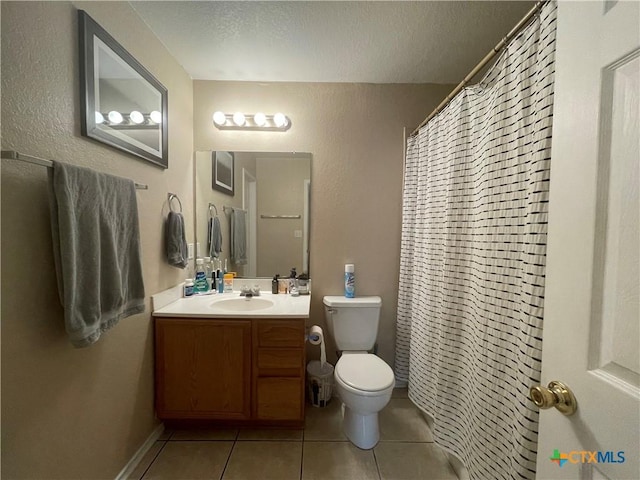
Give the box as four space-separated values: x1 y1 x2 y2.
1 150 149 190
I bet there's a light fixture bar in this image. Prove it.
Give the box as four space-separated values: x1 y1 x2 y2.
212 112 291 131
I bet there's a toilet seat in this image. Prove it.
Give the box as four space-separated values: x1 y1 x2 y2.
335 354 395 393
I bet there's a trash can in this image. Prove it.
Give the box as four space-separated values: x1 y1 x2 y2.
306 360 334 407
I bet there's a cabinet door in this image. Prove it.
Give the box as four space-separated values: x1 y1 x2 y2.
155 318 251 419
256 377 303 420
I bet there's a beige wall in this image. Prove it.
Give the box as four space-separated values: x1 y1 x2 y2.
1 2 193 478
193 81 454 367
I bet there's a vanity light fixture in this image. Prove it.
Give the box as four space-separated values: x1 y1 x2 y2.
212 111 291 131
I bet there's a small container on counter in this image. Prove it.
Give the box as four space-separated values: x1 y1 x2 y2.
223 273 234 293
184 279 194 297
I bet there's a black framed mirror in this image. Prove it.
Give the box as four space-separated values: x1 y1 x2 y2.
79 10 168 168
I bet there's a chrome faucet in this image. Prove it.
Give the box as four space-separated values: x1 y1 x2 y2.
240 284 261 297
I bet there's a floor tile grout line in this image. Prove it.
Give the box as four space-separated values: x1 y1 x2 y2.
371 445 383 480
299 440 305 480
138 440 168 480
218 439 237 480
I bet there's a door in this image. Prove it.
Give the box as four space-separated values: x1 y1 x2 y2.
536 2 639 479
242 168 257 277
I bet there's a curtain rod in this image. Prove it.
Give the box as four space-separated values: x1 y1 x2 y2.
1 150 149 190
410 0 547 137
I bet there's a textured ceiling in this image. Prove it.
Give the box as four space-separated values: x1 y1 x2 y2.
130 1 534 84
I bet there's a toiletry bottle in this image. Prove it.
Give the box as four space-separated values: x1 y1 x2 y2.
223 273 234 293
272 275 279 294
289 267 298 292
217 269 224 293
184 279 194 297
204 257 213 289
345 264 355 298
194 258 209 292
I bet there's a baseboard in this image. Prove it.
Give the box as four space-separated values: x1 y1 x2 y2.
115 423 165 480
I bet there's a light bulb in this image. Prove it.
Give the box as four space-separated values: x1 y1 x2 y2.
253 112 266 127
108 111 123 125
95 111 105 124
273 113 287 128
213 111 226 126
233 112 246 126
129 110 144 124
150 110 162 124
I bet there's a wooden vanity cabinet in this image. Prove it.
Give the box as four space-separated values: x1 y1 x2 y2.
154 317 305 426
154 318 252 420
253 319 305 422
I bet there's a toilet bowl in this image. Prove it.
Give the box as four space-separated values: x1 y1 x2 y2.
323 295 395 450
334 352 395 449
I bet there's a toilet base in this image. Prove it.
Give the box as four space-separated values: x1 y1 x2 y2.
342 403 380 450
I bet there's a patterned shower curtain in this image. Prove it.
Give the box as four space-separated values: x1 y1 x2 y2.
395 3 556 480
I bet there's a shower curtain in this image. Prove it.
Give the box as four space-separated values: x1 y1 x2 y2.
395 3 556 480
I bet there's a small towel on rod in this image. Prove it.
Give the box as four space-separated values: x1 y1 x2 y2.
48 161 145 348
230 208 247 265
165 211 188 268
208 216 222 258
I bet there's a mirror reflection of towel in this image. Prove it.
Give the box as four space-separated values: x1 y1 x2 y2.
208 216 222 258
230 208 247 265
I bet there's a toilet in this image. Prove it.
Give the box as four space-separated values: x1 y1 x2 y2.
323 295 395 449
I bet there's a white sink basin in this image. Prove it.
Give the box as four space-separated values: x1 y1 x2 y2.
210 297 275 312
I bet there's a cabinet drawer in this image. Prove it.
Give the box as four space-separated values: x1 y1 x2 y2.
255 377 303 420
256 320 304 347
257 348 303 375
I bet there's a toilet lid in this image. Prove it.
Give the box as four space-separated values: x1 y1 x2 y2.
335 354 395 392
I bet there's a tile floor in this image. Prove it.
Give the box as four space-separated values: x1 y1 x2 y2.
128 389 458 480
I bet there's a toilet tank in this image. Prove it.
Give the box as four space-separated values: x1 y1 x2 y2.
323 296 382 351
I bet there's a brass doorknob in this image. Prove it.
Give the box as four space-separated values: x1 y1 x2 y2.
529 381 577 416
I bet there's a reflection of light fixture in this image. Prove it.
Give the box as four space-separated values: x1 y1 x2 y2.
94 111 161 129
149 110 162 124
212 111 292 131
108 110 123 124
129 110 144 124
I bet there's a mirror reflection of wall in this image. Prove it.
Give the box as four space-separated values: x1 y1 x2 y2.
195 151 311 278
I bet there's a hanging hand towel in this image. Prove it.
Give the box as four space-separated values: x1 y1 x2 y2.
48 161 145 348
208 216 222 258
165 211 188 268
230 208 247 265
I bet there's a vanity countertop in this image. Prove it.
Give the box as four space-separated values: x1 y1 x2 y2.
153 291 311 319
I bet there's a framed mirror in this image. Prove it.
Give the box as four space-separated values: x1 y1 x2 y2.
79 10 168 168
195 151 312 278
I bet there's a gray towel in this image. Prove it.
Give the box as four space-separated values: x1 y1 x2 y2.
165 211 188 268
208 216 222 258
230 208 247 265
48 161 145 348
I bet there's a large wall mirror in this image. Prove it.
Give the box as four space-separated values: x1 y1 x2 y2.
79 10 168 168
195 151 311 278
